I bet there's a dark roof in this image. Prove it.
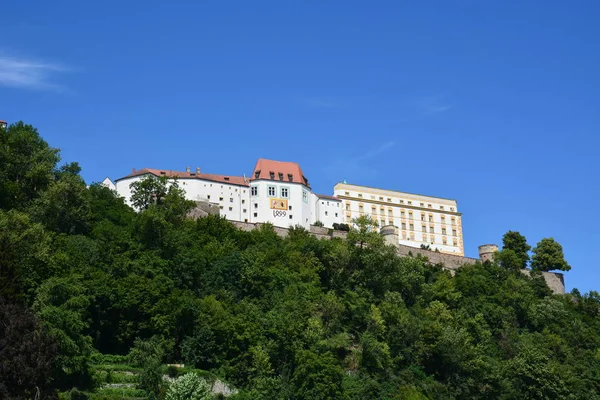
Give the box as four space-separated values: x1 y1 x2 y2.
115 168 248 186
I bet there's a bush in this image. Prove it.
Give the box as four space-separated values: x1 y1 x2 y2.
165 372 212 400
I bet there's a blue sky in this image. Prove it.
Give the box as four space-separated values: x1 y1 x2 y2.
1 1 598 293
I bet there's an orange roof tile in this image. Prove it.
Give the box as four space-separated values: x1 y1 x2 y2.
116 168 248 186
250 158 310 187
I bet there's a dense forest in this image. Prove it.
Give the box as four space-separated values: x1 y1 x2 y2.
1 121 599 400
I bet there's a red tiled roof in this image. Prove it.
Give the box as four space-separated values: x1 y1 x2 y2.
250 158 310 188
316 194 341 201
115 168 248 186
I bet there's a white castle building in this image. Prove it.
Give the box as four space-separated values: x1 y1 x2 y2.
106 158 463 255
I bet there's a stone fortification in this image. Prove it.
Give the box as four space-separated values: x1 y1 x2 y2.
226 221 566 294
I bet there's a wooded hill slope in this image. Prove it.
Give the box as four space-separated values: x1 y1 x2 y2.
1 122 598 399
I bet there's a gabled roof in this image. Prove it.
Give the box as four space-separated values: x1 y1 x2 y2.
115 168 248 186
316 194 341 201
250 158 310 188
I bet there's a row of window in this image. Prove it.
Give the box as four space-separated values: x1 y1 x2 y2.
251 185 309 203
350 206 457 224
344 192 455 211
399 231 459 246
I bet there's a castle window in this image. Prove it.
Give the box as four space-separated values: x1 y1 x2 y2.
443 237 447 245
410 224 414 231
401 210 405 218
401 222 406 229
219 197 223 201
254 212 258 217
288 173 293 181
243 209 247 213
428 204 432 208
421 214 425 221
422 235 427 242
278 173 284 181
268 186 276 196
289 206 292 210
451 217 456 225
303 191 308 203
254 203 258 209
230 198 233 202
422 225 426 232
207 195 211 200
429 215 433 222
358 194 363 198
251 187 257 196
372 207 376 215
289 214 293 220
379 197 383 201
430 225 434 233
254 170 261 179
453 239 458 246
409 212 413 219
430 235 435 243
269 171 275 179
380 208 384 215
335 213 338 217
420 203 424 207
219 206 223 209
402 231 407 239
452 229 457 236
242 199 245 204
228 207 233 211
281 187 289 198
400 200 404 204
440 206 444 210
346 203 350 211
345 191 350 195
387 198 392 202
325 211 328 216
442 227 447 235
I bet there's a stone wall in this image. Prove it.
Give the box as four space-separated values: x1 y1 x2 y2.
226 221 566 294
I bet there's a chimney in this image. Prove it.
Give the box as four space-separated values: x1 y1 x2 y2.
196 167 201 174
185 166 191 173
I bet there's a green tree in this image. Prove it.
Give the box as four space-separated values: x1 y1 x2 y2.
34 276 95 390
531 238 571 272
0 301 58 399
498 231 531 269
0 121 60 210
292 350 344 400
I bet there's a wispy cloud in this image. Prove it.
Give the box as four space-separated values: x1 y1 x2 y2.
324 141 396 182
0 55 70 91
355 141 395 161
415 94 454 115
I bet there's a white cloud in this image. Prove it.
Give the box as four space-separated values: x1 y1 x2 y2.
416 94 453 115
0 55 69 90
355 141 395 161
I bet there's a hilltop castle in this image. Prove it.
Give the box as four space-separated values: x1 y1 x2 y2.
105 158 465 256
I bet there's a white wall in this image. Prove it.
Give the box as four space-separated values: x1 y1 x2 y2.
313 196 343 228
249 180 311 229
114 174 250 222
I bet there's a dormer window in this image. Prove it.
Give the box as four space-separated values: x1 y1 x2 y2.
288 173 293 182
224 177 230 181
254 170 260 179
269 171 275 179
278 172 284 181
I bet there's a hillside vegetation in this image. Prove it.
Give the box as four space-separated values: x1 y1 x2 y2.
1 122 599 399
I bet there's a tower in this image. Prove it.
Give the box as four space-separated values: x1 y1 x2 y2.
478 244 498 263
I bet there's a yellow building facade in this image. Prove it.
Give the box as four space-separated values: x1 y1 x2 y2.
333 182 464 256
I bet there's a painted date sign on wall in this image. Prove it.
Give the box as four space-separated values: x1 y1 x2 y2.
270 198 288 217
